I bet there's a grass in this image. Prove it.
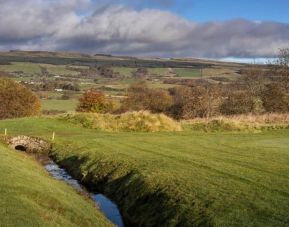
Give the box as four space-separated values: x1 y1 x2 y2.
147 68 169 76
0 117 289 226
112 67 134 77
0 62 42 75
41 99 78 112
40 64 80 76
183 114 289 132
0 142 113 227
174 68 201 78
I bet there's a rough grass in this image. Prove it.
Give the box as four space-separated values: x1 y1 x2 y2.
183 114 289 132
61 111 182 132
0 142 113 227
1 118 289 226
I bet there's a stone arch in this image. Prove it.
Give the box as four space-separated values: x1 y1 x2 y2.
6 136 51 153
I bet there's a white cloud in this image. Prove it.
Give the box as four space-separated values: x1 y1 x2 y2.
0 0 288 58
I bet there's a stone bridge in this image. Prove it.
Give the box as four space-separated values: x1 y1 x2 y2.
6 136 51 153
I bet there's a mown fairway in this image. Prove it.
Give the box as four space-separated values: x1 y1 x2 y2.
1 118 289 226
0 142 113 227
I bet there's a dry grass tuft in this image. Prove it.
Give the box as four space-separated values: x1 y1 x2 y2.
61 111 182 132
183 113 289 132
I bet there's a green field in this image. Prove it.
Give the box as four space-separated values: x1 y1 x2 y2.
41 99 78 112
174 68 201 77
0 142 112 226
0 62 42 75
40 64 80 76
1 118 289 226
112 67 135 77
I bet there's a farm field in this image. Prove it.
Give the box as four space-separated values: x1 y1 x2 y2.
1 117 289 226
41 99 78 112
0 142 112 227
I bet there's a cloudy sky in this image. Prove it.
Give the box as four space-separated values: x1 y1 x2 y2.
0 0 288 59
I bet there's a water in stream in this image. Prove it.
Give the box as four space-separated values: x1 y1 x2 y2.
44 162 124 227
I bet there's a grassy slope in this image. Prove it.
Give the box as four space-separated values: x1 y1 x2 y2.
0 143 113 227
1 118 289 226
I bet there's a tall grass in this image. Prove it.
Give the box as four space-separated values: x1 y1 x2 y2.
183 113 289 132
61 111 182 132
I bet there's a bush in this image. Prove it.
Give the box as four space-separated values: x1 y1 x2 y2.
169 85 221 119
77 90 113 113
0 77 41 119
220 90 254 115
122 82 173 113
61 111 182 132
261 83 289 113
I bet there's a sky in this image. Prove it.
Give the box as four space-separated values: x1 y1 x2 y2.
0 0 288 60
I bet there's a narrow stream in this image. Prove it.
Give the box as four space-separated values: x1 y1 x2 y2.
44 161 124 227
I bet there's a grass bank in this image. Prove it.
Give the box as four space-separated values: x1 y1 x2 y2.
1 117 289 226
0 142 113 227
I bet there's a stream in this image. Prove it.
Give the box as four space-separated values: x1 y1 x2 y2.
44 161 124 227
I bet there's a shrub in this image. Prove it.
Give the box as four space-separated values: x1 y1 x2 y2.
0 77 41 119
77 90 113 113
261 83 289 113
220 90 254 115
122 82 173 113
61 111 182 132
169 85 222 119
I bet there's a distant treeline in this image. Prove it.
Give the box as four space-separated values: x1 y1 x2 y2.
0 55 212 68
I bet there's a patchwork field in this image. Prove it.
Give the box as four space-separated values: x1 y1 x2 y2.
0 51 251 114
1 117 289 226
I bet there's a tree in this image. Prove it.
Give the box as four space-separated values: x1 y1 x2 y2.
121 82 173 113
220 90 254 115
169 85 221 119
0 77 41 119
261 83 289 113
269 48 289 90
77 90 113 113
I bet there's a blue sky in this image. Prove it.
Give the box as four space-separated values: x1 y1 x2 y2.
123 0 289 23
182 0 289 23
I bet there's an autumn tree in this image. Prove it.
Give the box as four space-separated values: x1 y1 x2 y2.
220 90 254 115
77 90 113 113
169 85 222 119
261 83 289 113
0 77 41 119
121 82 173 113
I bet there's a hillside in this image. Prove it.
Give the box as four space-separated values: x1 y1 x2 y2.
0 142 113 227
0 51 253 114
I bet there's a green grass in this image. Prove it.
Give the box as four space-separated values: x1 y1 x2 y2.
0 62 42 75
147 68 169 76
0 142 112 227
0 117 289 226
112 67 170 77
41 99 78 112
174 68 201 78
112 67 135 77
40 64 80 76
